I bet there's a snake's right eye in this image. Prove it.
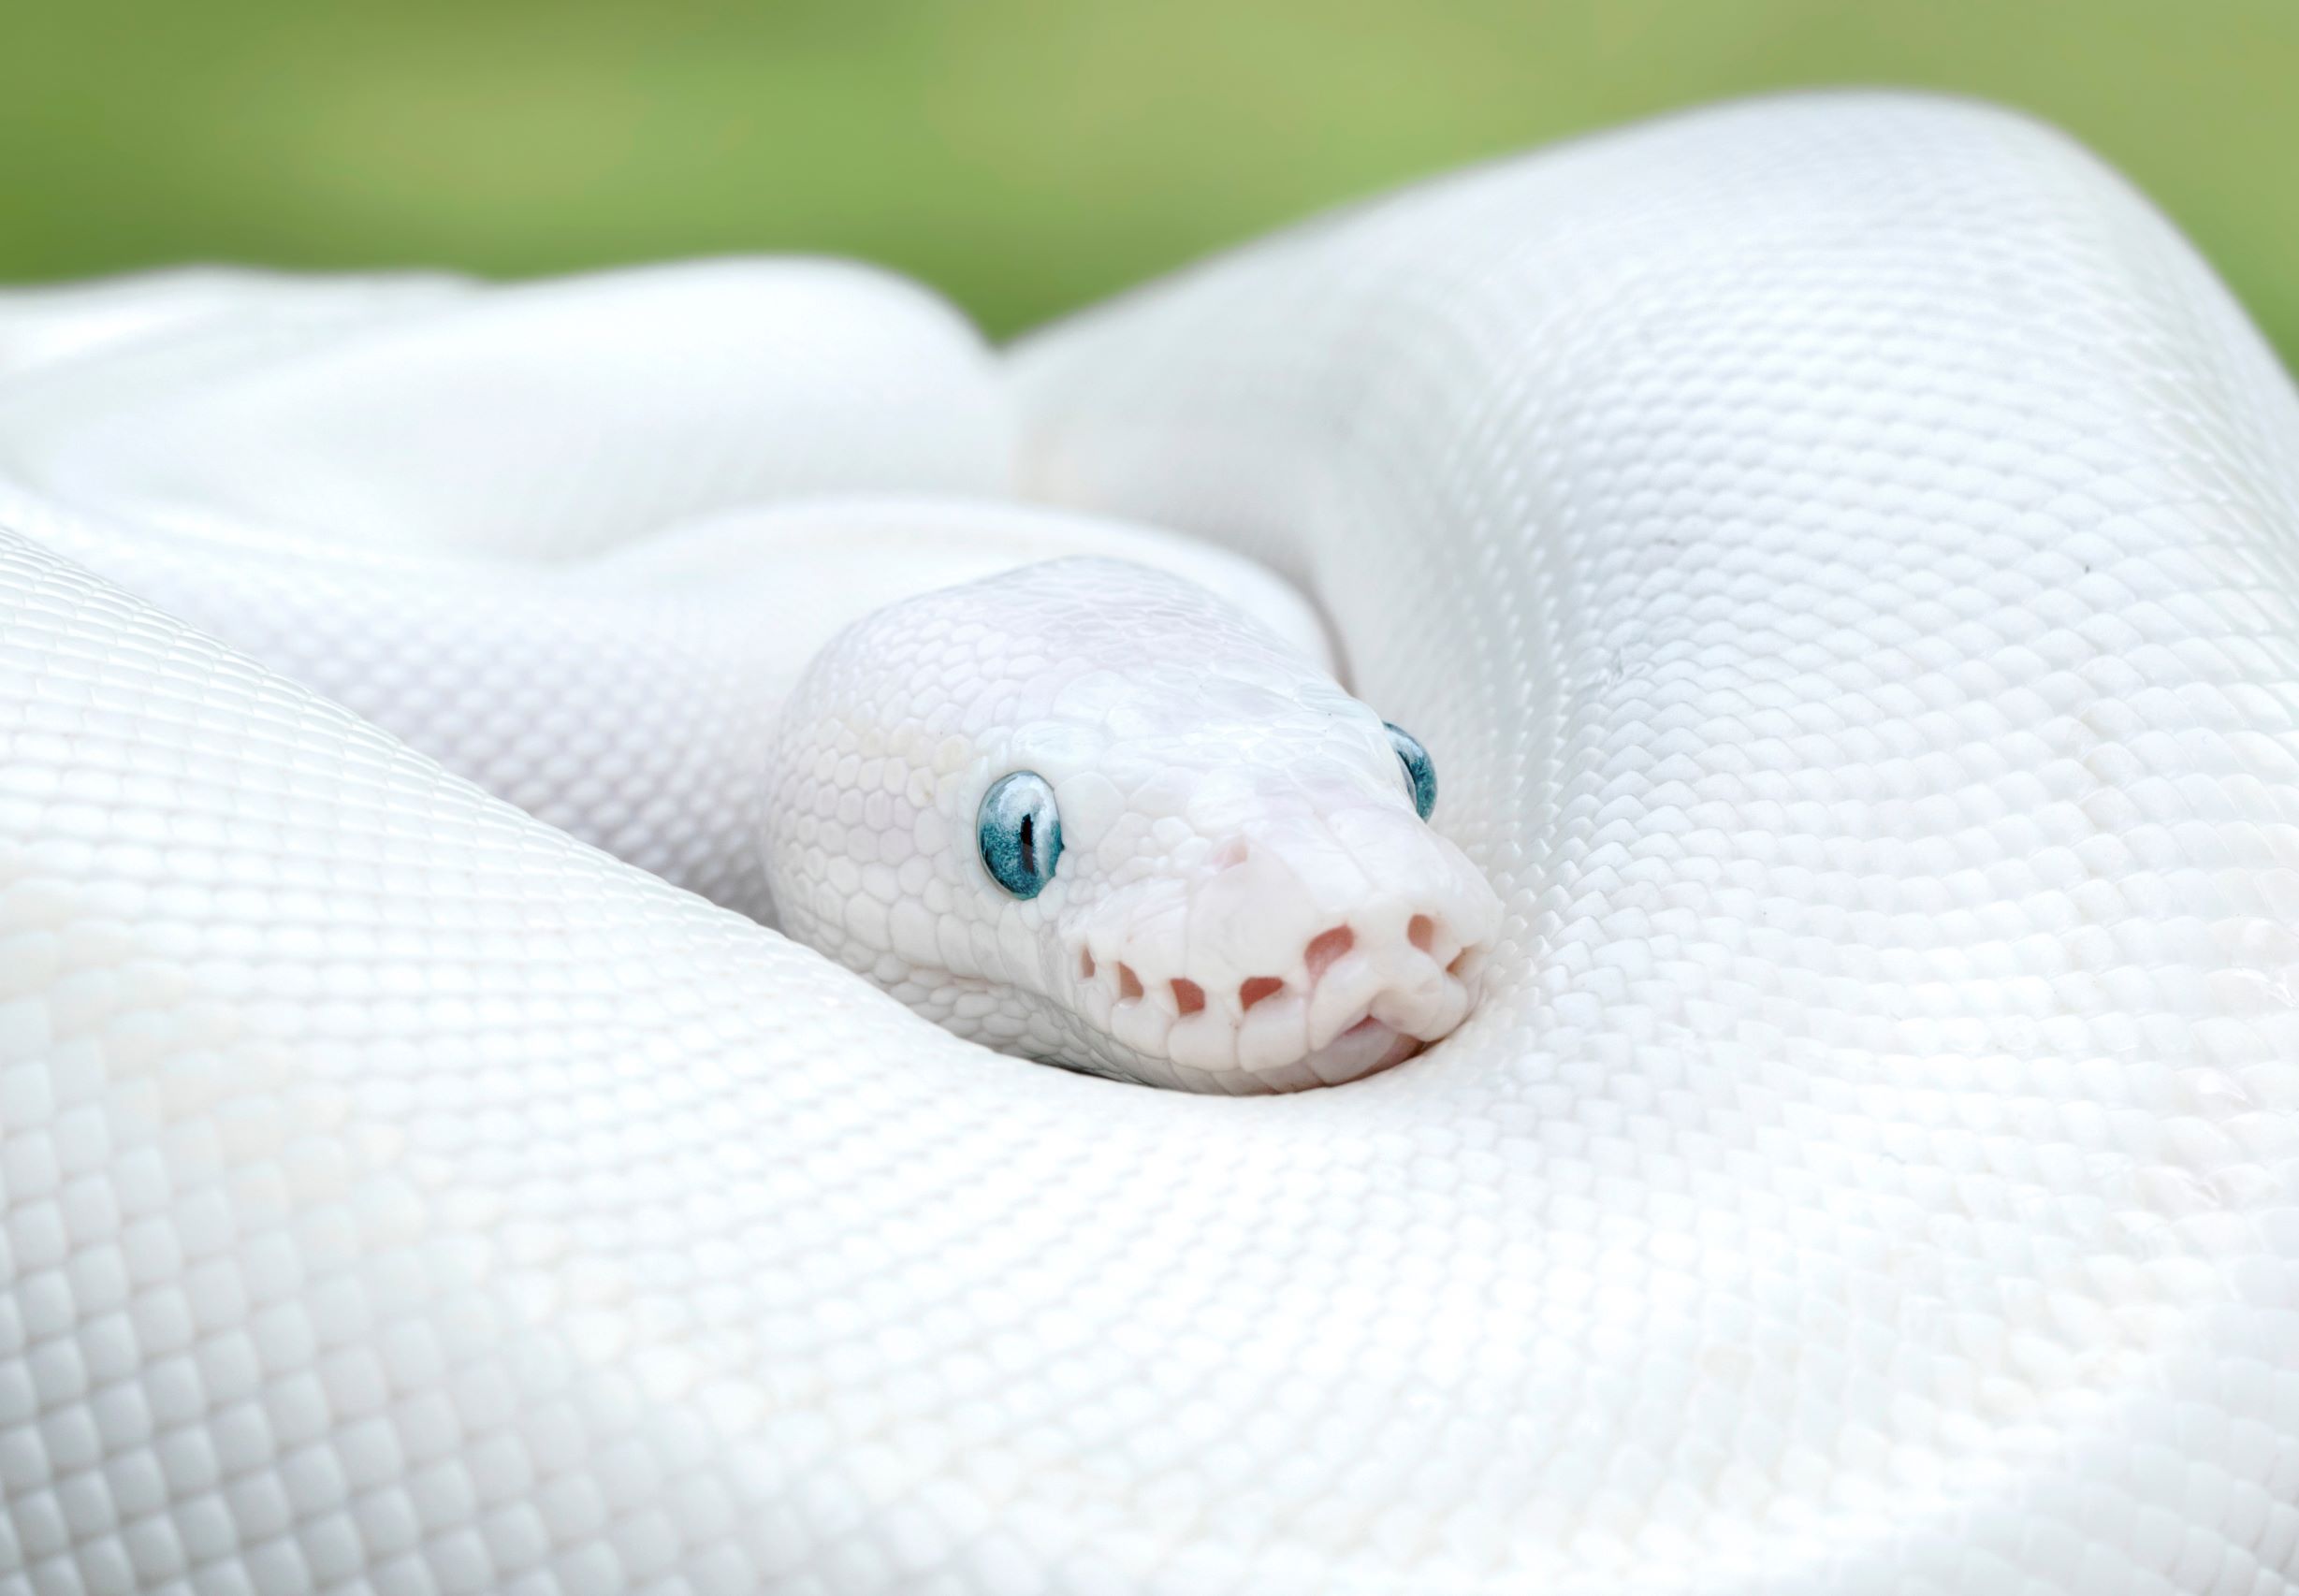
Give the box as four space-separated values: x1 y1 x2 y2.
979 771 1064 899
1385 723 1437 820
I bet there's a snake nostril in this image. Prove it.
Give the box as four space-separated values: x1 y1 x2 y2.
1304 926 1355 982
1080 950 1095 979
1239 976 1285 1012
1171 978 1205 1016
1117 963 1143 1001
1407 914 1436 954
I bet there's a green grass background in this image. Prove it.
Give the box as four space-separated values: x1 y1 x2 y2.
4 2 2293 358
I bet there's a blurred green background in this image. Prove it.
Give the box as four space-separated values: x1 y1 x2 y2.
3 1 2294 358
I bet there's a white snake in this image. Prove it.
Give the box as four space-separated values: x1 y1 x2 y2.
3 92 2297 1593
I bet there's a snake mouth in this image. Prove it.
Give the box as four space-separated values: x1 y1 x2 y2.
1063 818 1506 1093
1067 911 1489 1092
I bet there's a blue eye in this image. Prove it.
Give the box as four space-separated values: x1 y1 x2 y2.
1386 723 1437 820
979 771 1064 898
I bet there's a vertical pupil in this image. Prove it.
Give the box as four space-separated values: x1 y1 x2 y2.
1018 813 1034 874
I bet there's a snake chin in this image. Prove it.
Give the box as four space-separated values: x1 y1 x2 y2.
1300 1015 1426 1085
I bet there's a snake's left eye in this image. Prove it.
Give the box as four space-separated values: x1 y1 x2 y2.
979 771 1064 898
1386 723 1437 820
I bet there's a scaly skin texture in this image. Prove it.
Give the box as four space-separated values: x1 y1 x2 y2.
0 262 1487 1095
2 93 2298 1595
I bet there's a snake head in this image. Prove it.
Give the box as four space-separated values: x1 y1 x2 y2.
764 557 1503 1093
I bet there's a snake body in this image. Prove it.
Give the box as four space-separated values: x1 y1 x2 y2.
3 93 2298 1593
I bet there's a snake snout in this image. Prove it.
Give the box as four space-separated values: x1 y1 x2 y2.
1232 891 1498 1088
1069 820 1502 1093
